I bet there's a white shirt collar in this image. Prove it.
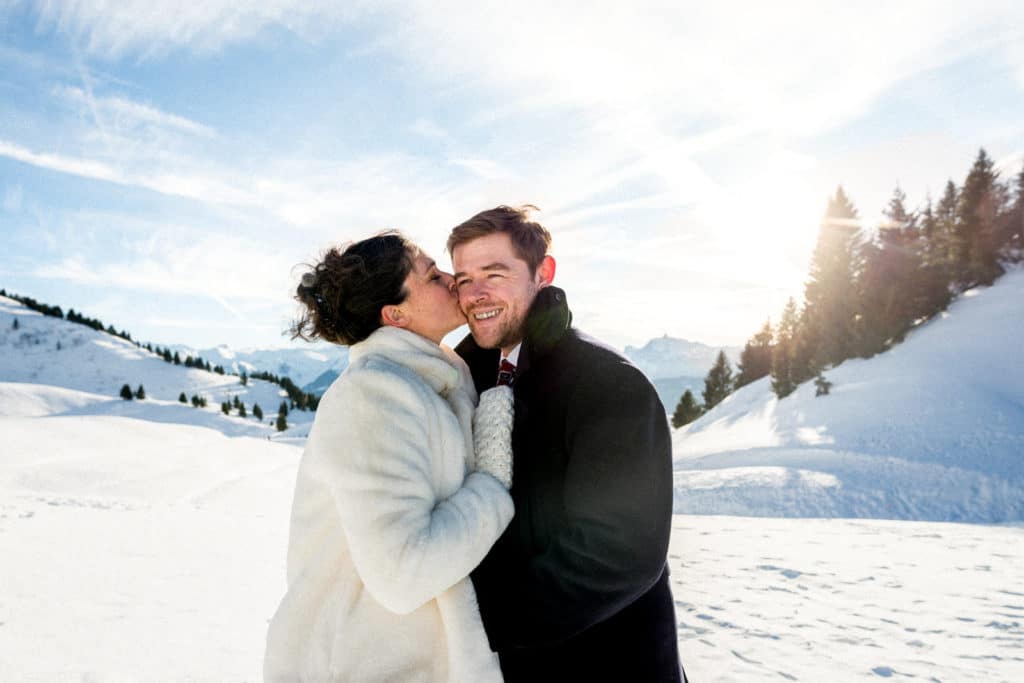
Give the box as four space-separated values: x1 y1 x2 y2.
501 343 522 367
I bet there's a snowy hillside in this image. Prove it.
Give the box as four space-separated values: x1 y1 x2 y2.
672 269 1024 522
0 296 315 434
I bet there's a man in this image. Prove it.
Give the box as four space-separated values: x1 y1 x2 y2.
448 205 684 681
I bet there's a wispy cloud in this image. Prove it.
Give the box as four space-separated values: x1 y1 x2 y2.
55 85 215 137
0 138 257 205
32 231 298 305
28 1 365 59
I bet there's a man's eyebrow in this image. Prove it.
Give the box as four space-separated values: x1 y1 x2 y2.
453 262 511 279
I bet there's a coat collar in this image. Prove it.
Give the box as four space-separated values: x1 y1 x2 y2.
349 326 469 398
517 285 572 374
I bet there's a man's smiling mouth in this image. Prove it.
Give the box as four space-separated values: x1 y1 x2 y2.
473 309 501 320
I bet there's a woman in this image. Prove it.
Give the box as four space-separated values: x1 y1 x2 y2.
264 231 514 682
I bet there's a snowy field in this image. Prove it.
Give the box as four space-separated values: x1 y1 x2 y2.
2 408 1022 682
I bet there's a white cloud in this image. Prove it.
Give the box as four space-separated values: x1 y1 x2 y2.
0 139 120 183
0 138 257 206
32 231 297 306
27 1 368 59
54 85 215 138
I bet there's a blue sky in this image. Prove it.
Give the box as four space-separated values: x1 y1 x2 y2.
1 1 1023 351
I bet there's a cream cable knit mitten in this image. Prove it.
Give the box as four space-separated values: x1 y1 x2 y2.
473 386 514 489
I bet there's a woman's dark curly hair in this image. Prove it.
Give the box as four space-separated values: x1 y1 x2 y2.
291 231 416 346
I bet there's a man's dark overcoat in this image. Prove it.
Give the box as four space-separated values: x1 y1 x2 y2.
456 286 683 682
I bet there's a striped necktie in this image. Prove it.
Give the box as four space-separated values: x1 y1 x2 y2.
497 359 517 387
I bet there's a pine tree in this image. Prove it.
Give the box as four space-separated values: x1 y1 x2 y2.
238 402 247 418
120 384 134 400
858 185 927 356
221 401 230 415
253 403 263 420
814 373 833 397
276 413 288 432
735 319 773 388
185 356 194 368
11 318 18 330
240 372 248 386
701 350 734 410
163 349 173 363
956 149 1004 286
279 401 289 417
135 384 146 400
882 185 918 239
179 392 188 404
771 298 801 399
233 395 241 409
671 389 703 428
173 351 181 365
1007 162 1024 254
803 186 864 370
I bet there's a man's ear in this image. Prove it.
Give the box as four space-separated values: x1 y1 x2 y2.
380 305 407 330
536 255 556 288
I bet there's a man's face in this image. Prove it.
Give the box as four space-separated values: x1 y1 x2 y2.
452 232 544 354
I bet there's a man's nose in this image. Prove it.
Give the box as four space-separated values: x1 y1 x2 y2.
464 281 487 303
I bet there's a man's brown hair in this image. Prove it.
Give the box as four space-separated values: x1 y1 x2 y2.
447 204 552 273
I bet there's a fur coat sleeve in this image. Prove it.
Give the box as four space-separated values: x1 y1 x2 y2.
307 356 515 616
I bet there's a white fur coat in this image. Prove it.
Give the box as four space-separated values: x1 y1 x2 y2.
264 326 513 682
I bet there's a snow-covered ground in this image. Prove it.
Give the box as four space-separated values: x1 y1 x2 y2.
2 406 1021 681
673 269 1024 523
1 410 301 682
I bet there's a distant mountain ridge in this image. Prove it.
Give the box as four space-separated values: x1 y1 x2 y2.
624 335 741 380
178 335 738 404
167 344 348 389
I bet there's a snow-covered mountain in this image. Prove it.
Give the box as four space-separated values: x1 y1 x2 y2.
166 343 348 389
624 335 740 380
671 268 1024 523
0 296 314 436
623 336 742 412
